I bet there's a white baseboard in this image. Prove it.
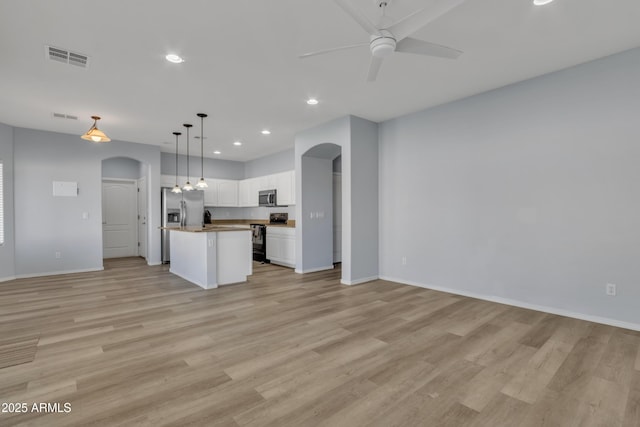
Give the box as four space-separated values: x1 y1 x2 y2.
341 276 378 286
15 267 104 280
169 268 217 290
147 261 162 266
0 275 17 283
295 265 335 274
379 275 640 332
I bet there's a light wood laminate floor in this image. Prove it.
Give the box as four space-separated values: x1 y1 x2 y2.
1 258 639 426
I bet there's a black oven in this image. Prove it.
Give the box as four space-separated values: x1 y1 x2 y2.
250 224 267 262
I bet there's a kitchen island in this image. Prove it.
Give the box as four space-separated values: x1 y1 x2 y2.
165 226 252 289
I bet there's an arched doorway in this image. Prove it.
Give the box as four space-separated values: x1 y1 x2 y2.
295 115 379 285
297 143 342 275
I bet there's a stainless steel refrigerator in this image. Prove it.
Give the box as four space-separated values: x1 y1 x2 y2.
161 188 205 263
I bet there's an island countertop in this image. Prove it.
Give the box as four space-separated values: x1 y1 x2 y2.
161 225 250 233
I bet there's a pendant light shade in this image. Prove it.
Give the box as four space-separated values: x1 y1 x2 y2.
195 113 208 189
81 115 111 143
182 123 194 191
171 131 182 194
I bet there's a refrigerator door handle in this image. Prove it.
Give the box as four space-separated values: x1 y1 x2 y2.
180 200 185 227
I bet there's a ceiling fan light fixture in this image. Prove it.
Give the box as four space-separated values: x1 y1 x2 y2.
81 115 111 143
370 35 396 58
533 0 554 5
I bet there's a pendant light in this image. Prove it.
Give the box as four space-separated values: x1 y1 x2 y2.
182 123 194 191
171 132 182 194
81 115 111 143
195 113 208 189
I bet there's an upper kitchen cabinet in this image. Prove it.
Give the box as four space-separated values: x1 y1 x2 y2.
256 174 277 192
203 180 218 206
239 178 259 207
216 179 238 207
274 170 295 206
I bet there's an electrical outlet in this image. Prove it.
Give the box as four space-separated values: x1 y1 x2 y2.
55 251 61 259
606 283 616 296
402 256 407 266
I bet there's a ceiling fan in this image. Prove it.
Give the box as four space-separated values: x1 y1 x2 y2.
300 0 466 82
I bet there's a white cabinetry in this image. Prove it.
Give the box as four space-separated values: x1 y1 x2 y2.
216 180 238 207
163 170 294 207
274 170 295 206
203 180 218 206
266 226 295 268
238 178 259 207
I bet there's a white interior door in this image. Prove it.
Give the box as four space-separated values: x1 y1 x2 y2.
137 176 147 259
333 173 342 263
102 180 138 258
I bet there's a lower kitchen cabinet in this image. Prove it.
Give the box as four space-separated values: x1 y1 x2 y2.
266 226 295 268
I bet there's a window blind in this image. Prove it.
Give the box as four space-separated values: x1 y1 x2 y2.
0 162 4 245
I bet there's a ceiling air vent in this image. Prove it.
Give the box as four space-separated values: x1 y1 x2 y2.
45 45 90 68
53 113 78 120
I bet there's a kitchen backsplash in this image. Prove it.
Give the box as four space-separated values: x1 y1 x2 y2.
207 206 295 220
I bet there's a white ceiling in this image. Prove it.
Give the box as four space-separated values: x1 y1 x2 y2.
0 0 638 162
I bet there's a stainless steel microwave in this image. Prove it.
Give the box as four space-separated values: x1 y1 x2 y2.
259 189 277 207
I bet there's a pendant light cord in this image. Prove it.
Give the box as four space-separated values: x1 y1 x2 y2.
173 131 181 186
184 124 192 182
175 134 179 185
186 127 190 181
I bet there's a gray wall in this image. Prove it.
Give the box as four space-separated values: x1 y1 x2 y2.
0 122 15 281
300 155 334 271
296 117 350 275
161 152 244 180
294 115 379 283
378 47 640 328
14 128 162 276
102 157 142 180
349 117 378 281
244 149 294 178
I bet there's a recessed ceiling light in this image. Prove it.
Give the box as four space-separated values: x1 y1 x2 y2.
261 129 271 135
165 54 184 64
533 0 554 5
233 141 242 146
213 150 221 155
307 98 319 105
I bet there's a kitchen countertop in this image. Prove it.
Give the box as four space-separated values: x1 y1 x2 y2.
211 219 296 228
161 225 251 233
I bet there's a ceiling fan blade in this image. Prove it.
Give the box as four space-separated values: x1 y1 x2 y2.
366 56 384 82
332 0 380 36
388 0 466 41
299 42 369 59
395 37 462 59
